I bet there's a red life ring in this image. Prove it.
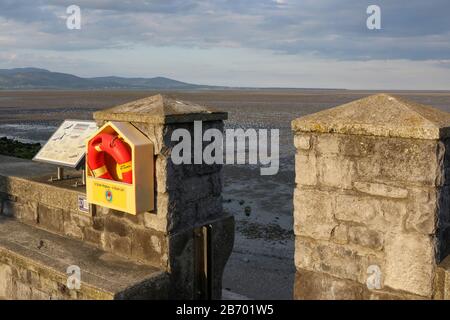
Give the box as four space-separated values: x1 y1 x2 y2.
87 133 133 184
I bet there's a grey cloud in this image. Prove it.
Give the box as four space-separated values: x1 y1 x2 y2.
0 0 449 60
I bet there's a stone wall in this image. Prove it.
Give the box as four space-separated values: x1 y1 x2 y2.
93 96 234 299
292 94 450 299
0 95 234 300
0 215 169 300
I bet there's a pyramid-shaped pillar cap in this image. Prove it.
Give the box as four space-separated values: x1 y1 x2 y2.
94 94 227 124
292 93 450 140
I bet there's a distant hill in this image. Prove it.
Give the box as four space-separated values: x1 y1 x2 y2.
0 68 222 90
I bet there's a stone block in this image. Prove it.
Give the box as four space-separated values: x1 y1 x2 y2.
295 237 380 283
71 212 93 228
15 281 32 299
83 228 104 246
105 216 130 237
294 268 422 300
405 188 437 235
353 182 408 199
155 155 168 193
131 228 167 267
384 232 435 297
2 200 38 223
295 153 317 186
335 194 406 232
335 194 379 224
196 196 223 222
357 138 440 186
181 176 212 202
347 226 383 251
318 155 355 189
64 221 83 240
105 233 132 257
167 230 194 299
92 216 105 231
331 224 348 245
316 134 340 154
340 135 376 157
143 211 168 233
38 205 64 233
294 134 312 150
0 264 13 298
294 268 366 300
293 189 335 240
31 288 51 300
210 173 223 197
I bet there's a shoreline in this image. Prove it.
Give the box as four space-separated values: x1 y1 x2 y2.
0 137 41 160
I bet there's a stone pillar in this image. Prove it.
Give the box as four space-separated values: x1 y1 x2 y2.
94 94 234 299
292 94 450 299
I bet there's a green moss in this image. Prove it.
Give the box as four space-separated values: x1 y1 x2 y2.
0 137 41 159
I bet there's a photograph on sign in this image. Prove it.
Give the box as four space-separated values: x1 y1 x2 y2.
33 120 98 168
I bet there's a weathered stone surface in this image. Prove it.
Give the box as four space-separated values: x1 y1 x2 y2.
1 200 38 223
143 211 167 232
196 196 223 222
131 228 167 267
0 264 13 298
104 216 131 237
94 94 228 124
331 224 348 245
295 153 317 186
0 217 169 300
347 226 383 251
384 232 435 297
83 228 104 246
294 189 335 240
63 220 83 240
293 94 450 300
316 134 340 154
292 93 450 139
335 194 406 232
295 237 382 283
434 255 450 299
0 93 232 300
294 268 424 300
353 182 408 199
318 156 355 189
294 134 311 150
405 188 437 235
38 205 64 233
181 175 214 202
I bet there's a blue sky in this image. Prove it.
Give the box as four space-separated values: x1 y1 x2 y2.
0 0 449 89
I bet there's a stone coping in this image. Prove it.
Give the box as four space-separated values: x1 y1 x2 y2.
0 155 78 179
94 94 228 124
0 216 168 299
292 93 450 140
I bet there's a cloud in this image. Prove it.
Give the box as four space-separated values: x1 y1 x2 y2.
0 0 449 60
0 1 449 89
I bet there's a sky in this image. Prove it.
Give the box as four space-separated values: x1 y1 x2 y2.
0 0 449 90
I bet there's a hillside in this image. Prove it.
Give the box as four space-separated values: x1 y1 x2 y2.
0 68 219 90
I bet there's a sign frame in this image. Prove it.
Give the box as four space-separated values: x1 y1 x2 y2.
33 119 98 169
